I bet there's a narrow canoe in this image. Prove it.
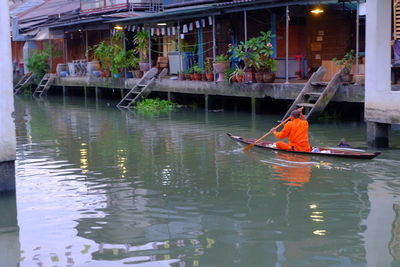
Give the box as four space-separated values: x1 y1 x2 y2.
227 133 381 160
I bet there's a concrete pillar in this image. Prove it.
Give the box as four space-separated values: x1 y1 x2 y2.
365 0 399 145
367 122 389 148
205 94 209 111
0 193 20 267
0 1 16 192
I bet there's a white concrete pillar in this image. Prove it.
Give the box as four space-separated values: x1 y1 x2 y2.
0 0 16 192
365 0 400 126
365 0 391 94
363 2 396 264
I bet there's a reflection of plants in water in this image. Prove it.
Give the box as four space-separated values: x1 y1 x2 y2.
135 98 177 115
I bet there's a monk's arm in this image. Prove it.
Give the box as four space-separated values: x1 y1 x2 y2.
273 122 291 139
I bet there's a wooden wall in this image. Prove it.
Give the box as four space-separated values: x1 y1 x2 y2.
306 8 356 69
11 41 24 63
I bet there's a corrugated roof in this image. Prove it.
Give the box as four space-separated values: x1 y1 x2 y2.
18 0 80 20
9 0 45 16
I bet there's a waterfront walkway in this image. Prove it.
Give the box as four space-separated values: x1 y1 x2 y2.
54 76 364 103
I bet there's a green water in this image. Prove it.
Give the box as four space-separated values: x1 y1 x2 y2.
4 96 400 266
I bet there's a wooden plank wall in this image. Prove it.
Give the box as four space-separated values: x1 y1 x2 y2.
306 8 355 70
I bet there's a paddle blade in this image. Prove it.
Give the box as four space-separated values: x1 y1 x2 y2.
243 143 255 151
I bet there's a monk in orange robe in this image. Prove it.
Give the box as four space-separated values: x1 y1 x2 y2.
272 109 311 152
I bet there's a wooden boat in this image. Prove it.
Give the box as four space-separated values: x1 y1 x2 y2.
227 133 381 160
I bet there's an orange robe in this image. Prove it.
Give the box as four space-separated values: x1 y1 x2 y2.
273 118 311 152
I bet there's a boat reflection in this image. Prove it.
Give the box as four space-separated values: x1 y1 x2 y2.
270 152 313 187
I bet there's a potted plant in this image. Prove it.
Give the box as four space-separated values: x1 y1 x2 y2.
91 41 113 77
332 49 355 82
192 64 203 81
224 67 236 82
185 67 193 80
228 42 253 82
262 58 277 83
213 54 230 82
204 59 214 81
27 44 61 83
134 29 151 72
125 50 139 78
229 65 245 83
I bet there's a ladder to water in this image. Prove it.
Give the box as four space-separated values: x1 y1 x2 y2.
14 73 33 95
117 68 167 109
33 73 55 97
282 66 346 122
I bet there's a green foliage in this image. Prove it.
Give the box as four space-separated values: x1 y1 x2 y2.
126 50 139 70
90 41 113 70
90 31 139 74
215 54 230 63
26 44 61 82
224 67 235 82
332 50 355 70
192 64 203 74
229 65 245 81
134 29 150 61
135 98 177 115
228 30 277 72
27 52 48 82
204 58 213 73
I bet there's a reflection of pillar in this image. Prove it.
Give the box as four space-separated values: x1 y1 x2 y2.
367 122 389 148
0 193 20 266
0 0 16 192
363 180 395 266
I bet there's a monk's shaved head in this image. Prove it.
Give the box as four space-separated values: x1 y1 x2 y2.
290 110 301 118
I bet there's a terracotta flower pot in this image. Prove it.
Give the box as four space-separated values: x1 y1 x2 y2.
213 62 230 82
185 74 192 80
193 73 202 81
236 75 244 83
230 76 237 83
205 73 214 81
179 73 185 80
255 72 264 83
262 72 275 83
244 71 254 83
101 69 110 77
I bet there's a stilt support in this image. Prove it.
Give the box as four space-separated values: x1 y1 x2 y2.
0 161 15 193
367 121 389 148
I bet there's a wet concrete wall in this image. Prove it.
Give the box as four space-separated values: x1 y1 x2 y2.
365 0 400 125
0 1 16 192
55 77 365 103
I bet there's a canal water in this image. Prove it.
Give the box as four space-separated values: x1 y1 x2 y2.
5 96 400 266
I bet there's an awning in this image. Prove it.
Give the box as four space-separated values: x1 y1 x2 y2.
32 27 49 40
110 5 219 24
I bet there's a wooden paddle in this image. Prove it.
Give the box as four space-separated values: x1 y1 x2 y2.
243 117 291 151
243 107 304 152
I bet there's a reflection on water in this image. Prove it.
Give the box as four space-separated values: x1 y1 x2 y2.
6 96 400 266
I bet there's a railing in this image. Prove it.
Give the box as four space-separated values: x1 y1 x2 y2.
129 0 163 12
80 0 129 14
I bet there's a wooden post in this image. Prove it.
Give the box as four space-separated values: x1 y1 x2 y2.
148 26 152 68
244 10 248 42
251 97 256 116
285 5 289 84
212 16 216 81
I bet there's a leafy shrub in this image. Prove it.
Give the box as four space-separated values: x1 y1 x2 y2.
135 98 177 115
